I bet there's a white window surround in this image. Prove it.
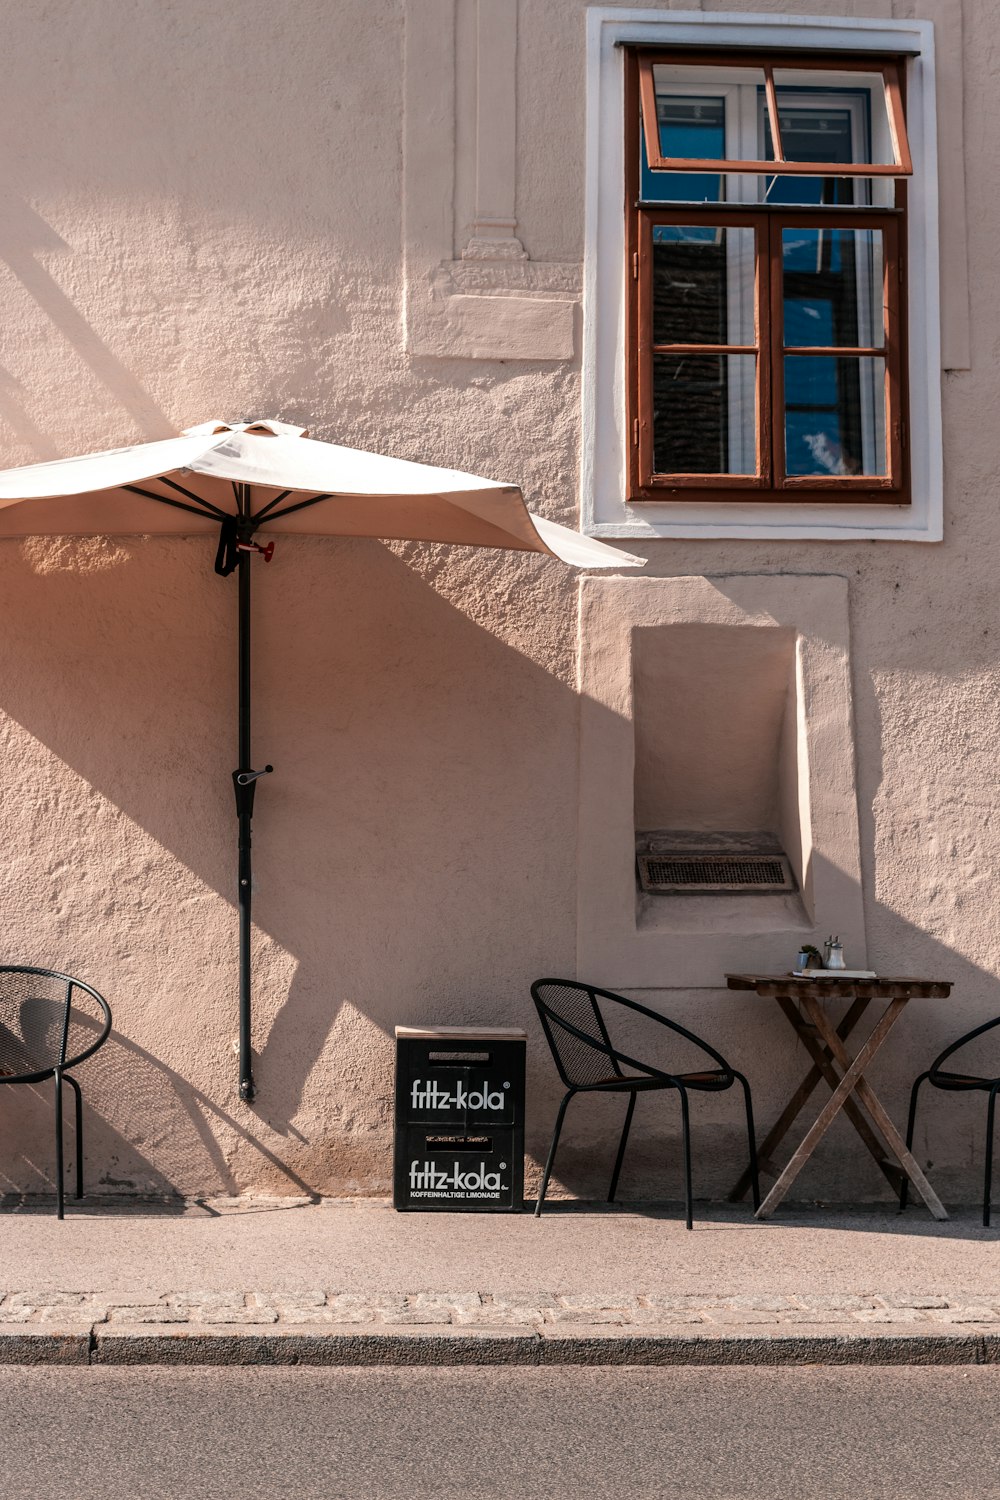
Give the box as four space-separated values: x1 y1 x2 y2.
582 9 942 543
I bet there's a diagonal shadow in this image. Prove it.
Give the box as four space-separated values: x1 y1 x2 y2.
0 198 171 444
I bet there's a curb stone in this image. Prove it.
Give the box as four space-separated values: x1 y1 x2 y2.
2 1292 1000 1367
93 1325 542 1367
0 1326 92 1365
0 1322 995 1369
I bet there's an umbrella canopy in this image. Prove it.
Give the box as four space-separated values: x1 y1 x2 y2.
0 420 643 1101
0 418 638 568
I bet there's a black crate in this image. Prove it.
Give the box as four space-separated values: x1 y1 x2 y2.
393 1027 525 1211
395 1126 522 1211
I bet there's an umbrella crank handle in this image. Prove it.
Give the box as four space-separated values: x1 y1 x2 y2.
236 766 273 786
232 764 273 819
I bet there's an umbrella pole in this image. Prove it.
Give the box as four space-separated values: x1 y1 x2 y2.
229 488 272 1103
237 541 254 1102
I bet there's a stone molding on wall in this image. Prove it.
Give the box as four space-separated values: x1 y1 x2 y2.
402 0 578 361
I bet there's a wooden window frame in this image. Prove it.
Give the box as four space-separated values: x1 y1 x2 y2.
637 49 912 178
625 49 910 506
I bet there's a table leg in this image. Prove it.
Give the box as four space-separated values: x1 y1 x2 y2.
726 996 870 1202
755 998 907 1219
799 994 948 1222
777 996 905 1196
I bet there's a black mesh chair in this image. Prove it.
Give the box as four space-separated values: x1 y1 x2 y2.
0 967 112 1219
531 978 759 1229
900 1014 1000 1227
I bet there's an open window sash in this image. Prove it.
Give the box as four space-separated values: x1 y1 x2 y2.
638 50 912 179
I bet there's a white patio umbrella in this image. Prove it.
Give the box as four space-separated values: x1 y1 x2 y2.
0 419 643 1101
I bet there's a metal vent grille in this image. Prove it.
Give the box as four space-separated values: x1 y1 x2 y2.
637 853 795 894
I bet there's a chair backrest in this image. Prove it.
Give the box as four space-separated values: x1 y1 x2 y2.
0 967 112 1085
531 979 624 1089
929 1013 1000 1080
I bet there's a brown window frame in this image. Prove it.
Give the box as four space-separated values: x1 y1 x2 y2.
637 49 912 178
625 48 911 506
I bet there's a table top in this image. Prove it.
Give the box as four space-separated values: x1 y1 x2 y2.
726 974 953 1000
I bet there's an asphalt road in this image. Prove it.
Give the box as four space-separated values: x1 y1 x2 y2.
0 1365 996 1499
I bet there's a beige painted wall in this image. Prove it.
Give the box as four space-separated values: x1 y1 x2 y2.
0 0 993 1209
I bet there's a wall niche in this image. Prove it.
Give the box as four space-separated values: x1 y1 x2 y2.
632 622 809 934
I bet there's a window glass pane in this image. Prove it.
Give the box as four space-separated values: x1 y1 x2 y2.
757 81 901 203
641 95 725 203
782 228 884 348
784 356 886 476
650 65 767 157
762 174 867 208
762 88 870 205
652 226 755 346
652 353 757 475
771 71 896 166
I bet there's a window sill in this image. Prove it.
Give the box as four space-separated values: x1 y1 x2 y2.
637 890 811 937
587 502 938 544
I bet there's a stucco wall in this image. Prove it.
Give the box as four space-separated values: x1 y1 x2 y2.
0 0 994 1209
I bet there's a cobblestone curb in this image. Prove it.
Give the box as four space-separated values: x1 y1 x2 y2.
1 1292 999 1366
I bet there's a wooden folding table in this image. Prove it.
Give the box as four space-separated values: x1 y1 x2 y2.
725 974 952 1221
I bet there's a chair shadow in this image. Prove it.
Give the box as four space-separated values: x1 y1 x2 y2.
0 1002 321 1206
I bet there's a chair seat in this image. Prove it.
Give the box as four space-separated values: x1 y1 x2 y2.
930 1070 999 1090
585 1069 733 1093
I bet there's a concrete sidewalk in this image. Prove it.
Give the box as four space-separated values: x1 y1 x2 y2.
0 1197 997 1367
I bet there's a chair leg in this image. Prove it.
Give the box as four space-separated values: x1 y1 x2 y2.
535 1090 575 1218
678 1087 693 1231
735 1072 760 1212
608 1092 637 1203
901 1073 929 1212
985 1086 999 1230
53 1070 65 1222
64 1074 84 1200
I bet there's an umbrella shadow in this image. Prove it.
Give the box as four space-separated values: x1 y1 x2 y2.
1 539 999 1215
0 532 584 1192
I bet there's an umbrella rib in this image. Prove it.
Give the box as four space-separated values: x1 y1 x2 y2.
251 490 292 522
256 493 333 524
157 476 229 519
122 484 224 521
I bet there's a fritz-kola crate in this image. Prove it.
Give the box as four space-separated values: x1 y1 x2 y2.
393 1026 526 1211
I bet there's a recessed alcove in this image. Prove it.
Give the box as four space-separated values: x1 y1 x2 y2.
632 622 810 934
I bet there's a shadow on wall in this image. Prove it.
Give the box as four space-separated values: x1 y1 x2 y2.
0 1002 317 1202
0 531 583 1196
538 628 1000 1236
532 884 1000 1241
0 0 415 462
0 198 172 447
0 533 999 1214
